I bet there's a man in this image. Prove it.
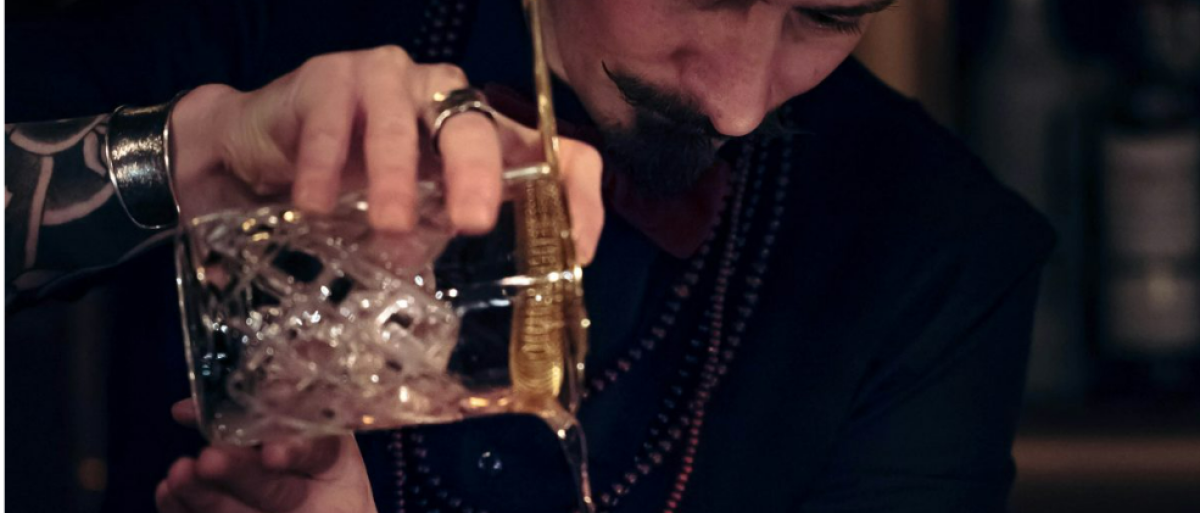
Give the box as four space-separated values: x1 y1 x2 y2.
6 0 1054 512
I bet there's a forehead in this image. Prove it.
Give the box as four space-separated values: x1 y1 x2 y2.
676 0 898 11
780 0 898 12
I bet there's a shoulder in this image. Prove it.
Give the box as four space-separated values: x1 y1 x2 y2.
780 58 1056 278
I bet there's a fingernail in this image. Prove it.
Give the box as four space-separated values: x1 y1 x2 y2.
453 203 494 234
196 448 224 479
295 182 334 213
167 458 193 483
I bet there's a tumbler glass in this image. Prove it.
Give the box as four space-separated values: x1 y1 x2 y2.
174 167 588 447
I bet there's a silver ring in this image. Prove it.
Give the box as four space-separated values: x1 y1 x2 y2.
430 88 499 155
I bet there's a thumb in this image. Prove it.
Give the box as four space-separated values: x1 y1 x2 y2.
493 115 605 266
171 399 199 428
263 436 347 477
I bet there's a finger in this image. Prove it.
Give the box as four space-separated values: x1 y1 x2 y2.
171 399 199 428
291 61 357 214
558 139 605 265
414 65 503 234
156 479 191 513
262 436 343 477
196 445 309 512
166 458 258 513
495 120 605 265
438 112 503 234
360 47 420 231
494 113 544 165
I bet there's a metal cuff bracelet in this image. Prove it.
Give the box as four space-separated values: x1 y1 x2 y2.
104 94 185 229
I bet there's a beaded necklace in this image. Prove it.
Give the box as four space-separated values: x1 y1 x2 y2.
395 2 794 511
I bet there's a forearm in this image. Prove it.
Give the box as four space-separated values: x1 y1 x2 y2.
5 114 169 298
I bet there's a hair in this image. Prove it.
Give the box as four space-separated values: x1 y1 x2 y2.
599 63 791 198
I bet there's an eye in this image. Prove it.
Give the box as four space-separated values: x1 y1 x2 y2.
795 9 866 35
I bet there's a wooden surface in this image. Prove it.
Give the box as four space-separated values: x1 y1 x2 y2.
1012 403 1200 512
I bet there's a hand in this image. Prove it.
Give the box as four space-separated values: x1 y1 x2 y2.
157 400 376 513
169 45 604 263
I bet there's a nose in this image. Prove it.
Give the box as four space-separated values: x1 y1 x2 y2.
677 5 784 137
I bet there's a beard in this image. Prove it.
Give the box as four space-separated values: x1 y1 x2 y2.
599 64 723 199
599 64 788 199
599 109 720 199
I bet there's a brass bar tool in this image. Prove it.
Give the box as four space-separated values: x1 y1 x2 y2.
509 1 594 509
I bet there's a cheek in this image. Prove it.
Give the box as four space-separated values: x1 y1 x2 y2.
560 0 680 69
772 37 862 103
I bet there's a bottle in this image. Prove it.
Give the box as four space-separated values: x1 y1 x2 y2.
1096 0 1200 399
970 0 1088 399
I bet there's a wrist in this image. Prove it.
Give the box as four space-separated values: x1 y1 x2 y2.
169 84 240 191
105 93 194 229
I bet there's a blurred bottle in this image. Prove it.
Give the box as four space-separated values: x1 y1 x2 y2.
1096 0 1200 399
970 0 1089 399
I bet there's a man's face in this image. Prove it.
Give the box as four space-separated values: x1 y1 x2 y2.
545 0 887 196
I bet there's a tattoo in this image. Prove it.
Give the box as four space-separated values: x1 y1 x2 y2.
6 115 169 301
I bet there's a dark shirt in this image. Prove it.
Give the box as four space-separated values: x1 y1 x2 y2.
8 1 1055 512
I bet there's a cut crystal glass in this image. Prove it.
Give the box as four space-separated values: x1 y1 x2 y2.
176 180 583 446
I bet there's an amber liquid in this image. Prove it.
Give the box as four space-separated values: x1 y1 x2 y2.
512 1 593 509
509 174 592 511
510 176 585 409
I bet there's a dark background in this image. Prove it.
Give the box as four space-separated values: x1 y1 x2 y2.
7 0 1200 512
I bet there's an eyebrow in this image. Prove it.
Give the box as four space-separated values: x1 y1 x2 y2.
802 0 898 16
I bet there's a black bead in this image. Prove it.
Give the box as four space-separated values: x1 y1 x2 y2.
477 451 503 476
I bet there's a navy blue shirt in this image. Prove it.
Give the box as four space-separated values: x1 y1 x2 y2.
8 1 1055 512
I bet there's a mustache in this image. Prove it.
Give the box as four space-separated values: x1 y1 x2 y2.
602 62 792 141
603 63 725 140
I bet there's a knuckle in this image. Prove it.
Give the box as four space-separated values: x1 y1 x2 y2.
371 44 413 67
297 139 344 171
166 459 190 484
299 54 330 74
297 151 340 173
305 124 347 146
188 83 238 103
427 63 469 86
370 115 417 140
443 112 495 134
300 53 353 81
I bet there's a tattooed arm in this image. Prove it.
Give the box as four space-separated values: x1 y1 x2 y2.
5 115 173 304
5 47 608 310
